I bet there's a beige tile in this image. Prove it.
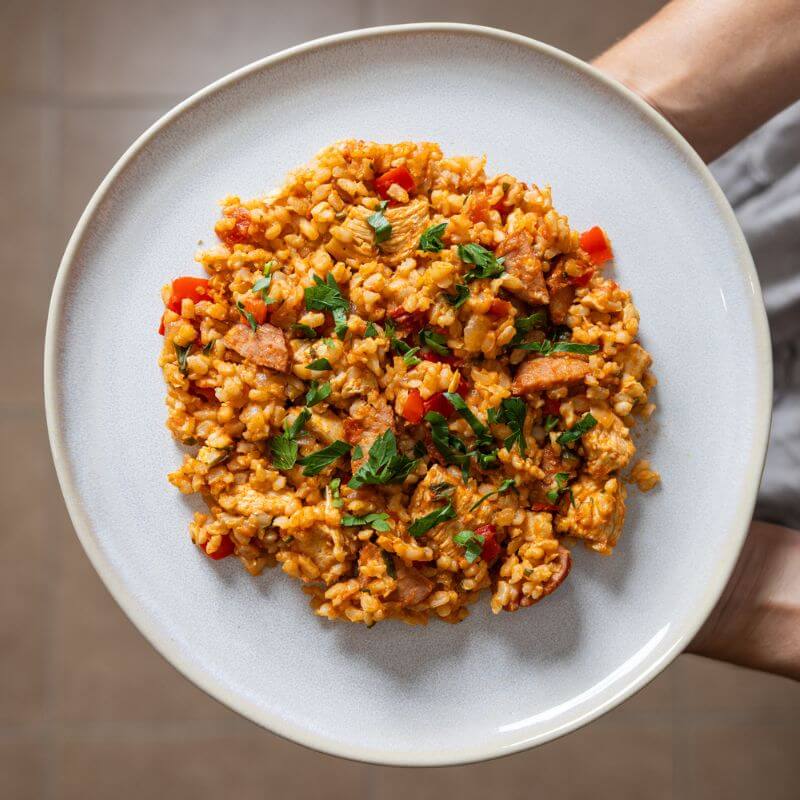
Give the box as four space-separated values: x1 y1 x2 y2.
685 720 800 800
0 737 47 800
62 0 363 99
367 0 668 61
58 105 170 254
373 718 673 800
0 0 51 94
0 415 53 724
57 730 372 800
53 528 239 724
676 654 800 718
0 104 54 410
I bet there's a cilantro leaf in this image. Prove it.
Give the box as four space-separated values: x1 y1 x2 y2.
305 381 331 407
304 274 349 339
556 413 598 446
469 478 516 512
235 300 258 332
174 342 192 375
491 397 527 454
452 529 485 563
307 358 332 371
348 429 417 489
517 339 599 355
440 395 498 470
408 502 456 538
419 329 450 356
418 222 448 252
298 440 351 476
292 323 319 339
367 200 392 244
341 512 392 532
444 283 470 309
458 243 506 282
202 339 215 355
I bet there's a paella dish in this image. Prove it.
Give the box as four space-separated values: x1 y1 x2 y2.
158 140 658 625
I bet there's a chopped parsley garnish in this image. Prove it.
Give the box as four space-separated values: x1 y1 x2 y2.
425 411 474 479
442 394 499 470
509 311 548 347
341 512 391 532
402 347 421 367
329 477 343 508
270 408 311 470
304 273 349 338
348 429 417 489
408 501 456 538
291 323 319 339
306 358 332 371
546 472 571 504
412 440 428 459
382 549 397 578
352 445 364 460
419 329 450 356
208 446 234 467
458 243 506 282
364 321 378 338
387 327 421 367
452 529 485 563
236 300 259 332
251 260 277 305
298 440 351 476
305 381 331 407
469 478 516 511
544 414 560 432
517 339 600 355
367 200 392 244
489 397 527 454
556 413 598 446
202 339 215 355
174 342 192 375
444 283 470 308
418 222 448 252
431 481 455 499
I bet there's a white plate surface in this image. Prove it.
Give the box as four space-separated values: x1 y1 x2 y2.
45 24 771 766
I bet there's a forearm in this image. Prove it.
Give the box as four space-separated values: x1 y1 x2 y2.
688 521 800 681
593 0 800 161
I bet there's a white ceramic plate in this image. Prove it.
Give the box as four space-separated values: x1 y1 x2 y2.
45 24 771 766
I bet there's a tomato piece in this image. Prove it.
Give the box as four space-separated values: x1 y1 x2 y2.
492 201 512 221
375 166 415 200
402 389 425 424
475 524 501 562
192 386 216 402
219 207 251 247
456 378 470 399
389 306 428 333
240 296 269 325
579 226 613 265
167 276 210 313
569 266 595 287
205 536 234 560
158 313 166 336
488 298 511 317
423 391 455 419
543 397 561 416
532 503 560 513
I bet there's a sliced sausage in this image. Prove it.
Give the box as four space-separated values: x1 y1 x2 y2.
546 260 575 325
223 323 289 371
496 231 549 305
394 562 434 606
512 357 590 394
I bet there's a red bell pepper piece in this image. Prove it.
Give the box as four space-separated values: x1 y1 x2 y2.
402 389 425 424
389 306 428 333
375 166 415 200
205 536 234 560
239 296 269 325
475 524 501 562
579 226 613 265
167 276 210 313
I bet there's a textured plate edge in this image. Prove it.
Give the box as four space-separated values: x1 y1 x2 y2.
43 22 772 767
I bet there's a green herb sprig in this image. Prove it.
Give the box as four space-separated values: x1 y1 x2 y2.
408 502 456 538
367 200 392 244
418 222 448 252
458 243 506 282
348 429 417 489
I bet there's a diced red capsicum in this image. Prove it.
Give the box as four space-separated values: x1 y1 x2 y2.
389 306 428 333
475 524 501 562
402 389 425 424
239 296 269 325
205 536 234 560
422 379 469 420
375 166 415 200
579 226 613 265
167 276 211 313
532 502 560 513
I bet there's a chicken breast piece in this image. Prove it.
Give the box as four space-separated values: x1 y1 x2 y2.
512 356 590 394
223 323 289 371
394 561 434 606
582 414 635 478
555 476 626 554
496 231 549 305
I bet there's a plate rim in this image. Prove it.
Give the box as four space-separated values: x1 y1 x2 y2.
44 22 773 766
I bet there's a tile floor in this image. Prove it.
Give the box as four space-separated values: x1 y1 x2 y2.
1 1 798 797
